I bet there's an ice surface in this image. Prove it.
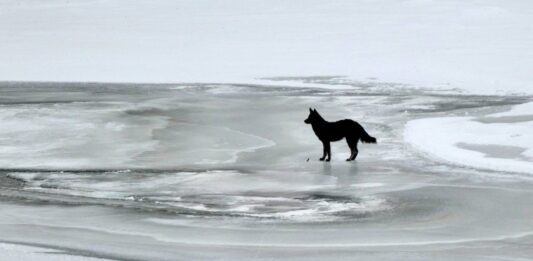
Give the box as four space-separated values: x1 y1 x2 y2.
0 243 111 261
0 82 532 260
1 0 532 94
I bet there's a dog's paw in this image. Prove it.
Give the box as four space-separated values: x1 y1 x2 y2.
319 158 325 161
346 158 352 161
326 158 331 162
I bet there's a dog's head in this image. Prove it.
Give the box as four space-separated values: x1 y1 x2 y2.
304 108 318 124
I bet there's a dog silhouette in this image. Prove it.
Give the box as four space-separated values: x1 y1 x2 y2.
305 108 376 161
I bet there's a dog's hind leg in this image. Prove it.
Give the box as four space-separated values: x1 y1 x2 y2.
346 136 359 161
346 139 354 161
350 146 359 161
346 148 354 161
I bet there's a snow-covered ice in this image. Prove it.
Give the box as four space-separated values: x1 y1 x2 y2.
405 103 533 174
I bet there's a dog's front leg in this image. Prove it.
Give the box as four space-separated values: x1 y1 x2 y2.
325 142 331 162
319 141 327 161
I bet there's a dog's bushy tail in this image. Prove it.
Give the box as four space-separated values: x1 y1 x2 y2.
360 129 377 144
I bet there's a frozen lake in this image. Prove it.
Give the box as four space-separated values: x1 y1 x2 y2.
1 79 532 260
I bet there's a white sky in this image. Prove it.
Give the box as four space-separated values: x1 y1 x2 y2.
1 0 532 94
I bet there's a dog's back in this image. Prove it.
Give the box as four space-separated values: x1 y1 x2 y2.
319 119 376 143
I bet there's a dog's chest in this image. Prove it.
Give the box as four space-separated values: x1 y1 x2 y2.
311 124 325 139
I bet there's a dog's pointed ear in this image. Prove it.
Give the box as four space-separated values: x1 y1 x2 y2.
309 108 313 112
313 108 317 112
